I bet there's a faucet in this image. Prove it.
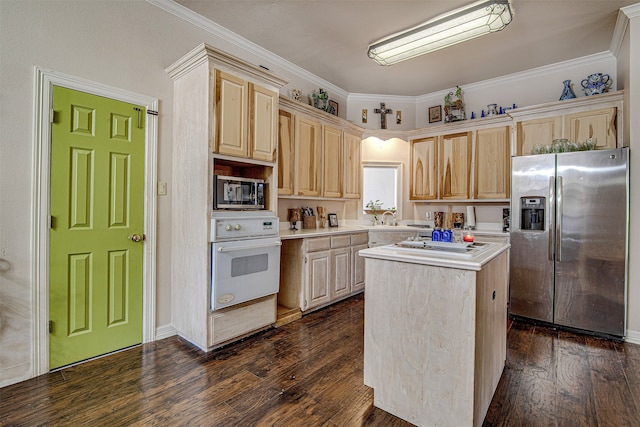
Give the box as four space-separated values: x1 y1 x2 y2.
381 211 397 226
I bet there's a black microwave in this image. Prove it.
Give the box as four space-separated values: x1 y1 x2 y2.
213 175 266 210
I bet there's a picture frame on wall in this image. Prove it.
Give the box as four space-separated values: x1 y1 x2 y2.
328 213 339 227
429 105 442 123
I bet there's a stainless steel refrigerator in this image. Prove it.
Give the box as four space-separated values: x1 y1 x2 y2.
509 147 629 337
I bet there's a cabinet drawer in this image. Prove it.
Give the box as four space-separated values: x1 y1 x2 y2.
305 237 331 252
331 235 351 248
351 232 368 246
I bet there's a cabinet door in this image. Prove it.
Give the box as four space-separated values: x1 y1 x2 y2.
474 126 510 199
278 110 295 195
564 108 617 150
305 250 331 310
351 243 367 292
248 83 278 161
331 247 351 299
215 70 248 157
343 131 362 199
410 137 438 200
323 125 343 198
294 116 322 197
440 132 471 200
516 116 561 156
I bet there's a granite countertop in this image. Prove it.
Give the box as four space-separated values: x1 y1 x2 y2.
358 241 510 271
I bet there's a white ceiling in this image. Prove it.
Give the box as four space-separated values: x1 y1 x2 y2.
175 0 637 96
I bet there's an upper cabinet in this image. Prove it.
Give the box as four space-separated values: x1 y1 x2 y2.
294 115 322 197
215 70 278 161
279 96 364 200
322 125 343 198
474 126 510 200
564 108 616 150
516 116 561 156
343 131 362 199
512 91 622 156
439 132 471 200
278 110 295 195
410 137 438 200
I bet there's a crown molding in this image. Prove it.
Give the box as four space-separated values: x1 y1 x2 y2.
147 0 348 98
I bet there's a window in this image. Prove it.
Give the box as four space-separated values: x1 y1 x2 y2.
362 162 402 217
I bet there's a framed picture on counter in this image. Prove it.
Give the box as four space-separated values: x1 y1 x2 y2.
328 213 339 227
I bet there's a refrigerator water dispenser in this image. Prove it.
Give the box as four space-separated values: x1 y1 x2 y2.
520 197 545 230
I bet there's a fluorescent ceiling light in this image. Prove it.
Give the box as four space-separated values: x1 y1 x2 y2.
368 0 513 66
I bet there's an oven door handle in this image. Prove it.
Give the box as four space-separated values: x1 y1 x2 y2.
217 241 282 253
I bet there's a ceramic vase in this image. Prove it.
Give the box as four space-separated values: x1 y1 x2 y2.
559 80 576 100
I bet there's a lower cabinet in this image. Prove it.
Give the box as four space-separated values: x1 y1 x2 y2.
279 231 368 313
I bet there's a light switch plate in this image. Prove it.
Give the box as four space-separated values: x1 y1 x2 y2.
158 181 167 196
426 211 432 220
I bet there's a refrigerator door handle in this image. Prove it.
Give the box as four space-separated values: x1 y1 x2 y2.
548 176 555 261
556 175 563 262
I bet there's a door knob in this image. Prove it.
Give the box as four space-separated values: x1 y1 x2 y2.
129 234 143 242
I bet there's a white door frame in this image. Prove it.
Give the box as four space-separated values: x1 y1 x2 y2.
32 67 158 375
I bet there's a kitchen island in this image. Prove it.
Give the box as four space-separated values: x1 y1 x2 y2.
359 241 510 427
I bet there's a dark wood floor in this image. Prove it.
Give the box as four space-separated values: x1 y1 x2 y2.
2 294 640 426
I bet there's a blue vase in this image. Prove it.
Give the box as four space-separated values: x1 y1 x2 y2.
560 80 576 100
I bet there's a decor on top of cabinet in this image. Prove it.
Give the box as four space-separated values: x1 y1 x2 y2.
581 73 612 96
428 105 442 123
559 80 577 100
312 88 330 111
444 86 466 122
291 88 302 101
486 103 498 116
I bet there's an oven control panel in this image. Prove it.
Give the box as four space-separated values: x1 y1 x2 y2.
210 212 279 242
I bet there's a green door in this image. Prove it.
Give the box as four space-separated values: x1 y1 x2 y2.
49 86 145 369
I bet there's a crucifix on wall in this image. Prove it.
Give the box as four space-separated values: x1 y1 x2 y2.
374 102 392 129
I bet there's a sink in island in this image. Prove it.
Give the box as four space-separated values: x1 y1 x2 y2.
359 241 510 427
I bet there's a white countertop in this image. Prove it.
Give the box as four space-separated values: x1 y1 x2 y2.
358 241 510 271
279 223 509 240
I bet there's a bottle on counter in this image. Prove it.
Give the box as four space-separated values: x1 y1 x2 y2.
432 228 442 242
442 228 453 243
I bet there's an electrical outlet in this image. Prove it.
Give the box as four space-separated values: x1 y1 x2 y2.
426 211 432 220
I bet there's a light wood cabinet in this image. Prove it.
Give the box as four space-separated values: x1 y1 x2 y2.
513 92 622 156
564 108 616 150
440 132 472 200
294 116 322 197
410 137 438 200
215 70 278 161
516 116 561 156
278 110 294 195
166 44 286 351
343 131 362 199
215 70 247 158
279 96 364 201
279 232 368 313
474 126 510 199
322 125 343 198
248 83 278 161
306 250 332 310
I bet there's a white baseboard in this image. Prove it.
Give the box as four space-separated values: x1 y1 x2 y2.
154 324 177 341
625 329 640 345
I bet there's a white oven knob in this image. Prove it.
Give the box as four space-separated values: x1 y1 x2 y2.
234 224 241 230
226 224 232 231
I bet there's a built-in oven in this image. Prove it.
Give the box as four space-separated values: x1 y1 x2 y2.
210 211 281 311
213 175 265 210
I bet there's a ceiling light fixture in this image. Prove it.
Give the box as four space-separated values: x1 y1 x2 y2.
367 0 513 66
